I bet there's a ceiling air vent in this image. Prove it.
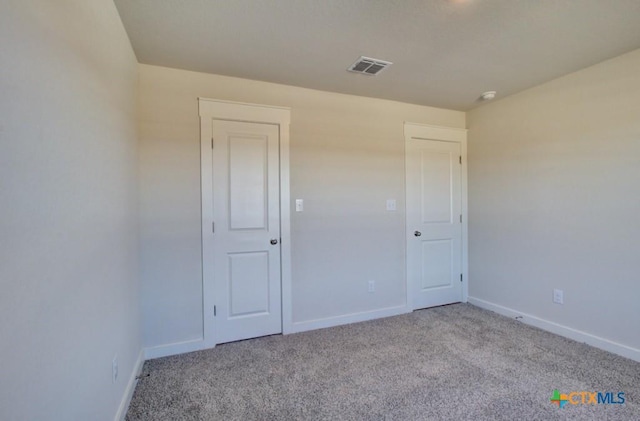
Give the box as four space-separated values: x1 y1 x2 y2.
347 56 392 76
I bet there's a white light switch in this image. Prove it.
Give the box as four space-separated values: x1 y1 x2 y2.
386 199 397 211
295 199 304 212
553 289 564 304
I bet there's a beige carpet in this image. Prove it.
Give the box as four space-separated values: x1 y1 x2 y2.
126 304 639 420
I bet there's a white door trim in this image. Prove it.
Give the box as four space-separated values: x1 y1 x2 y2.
404 122 468 310
199 98 292 349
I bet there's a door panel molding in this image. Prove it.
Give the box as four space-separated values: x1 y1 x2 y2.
404 122 468 310
199 99 291 349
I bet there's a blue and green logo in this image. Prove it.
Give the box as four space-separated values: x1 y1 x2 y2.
550 389 625 408
550 390 569 408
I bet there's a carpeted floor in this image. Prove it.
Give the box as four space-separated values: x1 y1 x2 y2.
126 304 639 420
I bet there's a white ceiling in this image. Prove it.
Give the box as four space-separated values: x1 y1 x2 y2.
114 0 640 111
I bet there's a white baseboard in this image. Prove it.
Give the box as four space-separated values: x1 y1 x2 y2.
287 305 409 334
468 296 640 363
144 338 209 360
143 306 410 359
115 348 145 421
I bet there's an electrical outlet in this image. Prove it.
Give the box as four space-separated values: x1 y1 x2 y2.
112 355 118 383
553 289 564 305
368 280 375 293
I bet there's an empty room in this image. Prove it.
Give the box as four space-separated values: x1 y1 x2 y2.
2 1 640 420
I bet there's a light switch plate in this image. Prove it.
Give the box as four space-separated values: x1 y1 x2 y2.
553 289 564 304
368 280 375 293
295 199 304 212
386 199 397 211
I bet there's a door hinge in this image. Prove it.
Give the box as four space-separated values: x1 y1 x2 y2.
212 221 215 233
460 274 463 283
460 214 462 223
459 156 462 164
211 137 214 149
213 305 216 317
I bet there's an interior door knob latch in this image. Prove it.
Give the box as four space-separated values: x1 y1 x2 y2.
414 231 422 237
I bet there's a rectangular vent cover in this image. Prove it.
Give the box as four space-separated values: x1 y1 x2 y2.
347 56 392 76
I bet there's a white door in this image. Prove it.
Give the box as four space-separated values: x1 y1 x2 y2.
406 138 462 310
211 120 282 344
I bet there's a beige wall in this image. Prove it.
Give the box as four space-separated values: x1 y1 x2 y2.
0 1 141 420
467 49 640 353
138 64 465 348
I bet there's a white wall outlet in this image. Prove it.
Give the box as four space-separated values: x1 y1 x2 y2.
386 199 397 211
553 289 564 304
368 280 375 293
112 355 118 383
295 199 304 212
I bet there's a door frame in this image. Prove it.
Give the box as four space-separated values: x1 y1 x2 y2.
404 122 469 310
199 98 292 348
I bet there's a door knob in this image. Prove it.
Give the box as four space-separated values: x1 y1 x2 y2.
414 231 422 237
270 239 278 245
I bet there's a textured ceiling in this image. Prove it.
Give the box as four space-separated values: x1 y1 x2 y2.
114 0 640 111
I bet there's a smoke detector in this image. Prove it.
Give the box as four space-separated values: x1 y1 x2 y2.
480 91 497 101
347 56 393 76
